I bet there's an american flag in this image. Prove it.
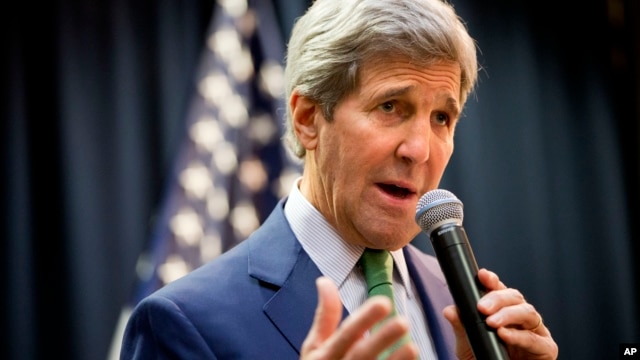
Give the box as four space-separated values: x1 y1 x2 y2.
108 0 301 359
132 0 301 303
109 1 300 356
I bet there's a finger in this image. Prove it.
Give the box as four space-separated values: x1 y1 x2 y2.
528 313 544 333
312 277 343 340
301 277 343 353
348 316 417 359
383 341 420 360
496 324 558 359
442 306 468 346
477 268 507 291
485 302 539 330
320 295 393 356
477 288 525 315
443 305 475 360
442 305 464 333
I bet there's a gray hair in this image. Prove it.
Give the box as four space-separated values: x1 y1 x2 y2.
283 0 479 159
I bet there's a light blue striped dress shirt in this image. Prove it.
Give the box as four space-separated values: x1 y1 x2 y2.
283 178 438 359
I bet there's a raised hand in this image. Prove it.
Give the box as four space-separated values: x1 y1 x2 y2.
301 277 419 360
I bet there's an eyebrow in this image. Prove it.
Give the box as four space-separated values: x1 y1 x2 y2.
378 85 414 100
444 96 461 118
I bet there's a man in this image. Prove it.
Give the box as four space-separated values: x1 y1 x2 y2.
121 0 559 359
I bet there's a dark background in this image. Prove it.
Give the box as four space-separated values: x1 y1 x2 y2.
2 0 638 359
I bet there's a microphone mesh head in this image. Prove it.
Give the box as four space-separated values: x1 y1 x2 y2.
415 189 464 233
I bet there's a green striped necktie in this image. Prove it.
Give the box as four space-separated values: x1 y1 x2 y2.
360 248 412 359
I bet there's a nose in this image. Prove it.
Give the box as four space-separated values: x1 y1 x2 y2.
396 120 430 164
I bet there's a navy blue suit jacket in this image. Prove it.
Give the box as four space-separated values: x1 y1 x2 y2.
121 199 456 359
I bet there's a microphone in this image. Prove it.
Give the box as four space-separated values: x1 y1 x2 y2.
415 189 509 360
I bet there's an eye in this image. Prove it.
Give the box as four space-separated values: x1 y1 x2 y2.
380 101 395 113
433 112 450 126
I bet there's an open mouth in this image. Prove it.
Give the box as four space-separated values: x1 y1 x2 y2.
377 183 413 199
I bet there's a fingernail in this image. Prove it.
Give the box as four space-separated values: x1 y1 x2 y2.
487 313 502 325
478 298 493 309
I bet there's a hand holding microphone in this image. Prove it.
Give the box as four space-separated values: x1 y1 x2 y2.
415 189 510 360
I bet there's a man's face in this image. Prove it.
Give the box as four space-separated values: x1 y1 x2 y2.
298 58 462 250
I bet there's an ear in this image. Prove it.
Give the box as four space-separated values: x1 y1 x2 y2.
290 90 320 151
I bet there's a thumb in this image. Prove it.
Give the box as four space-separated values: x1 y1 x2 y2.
443 305 464 333
301 277 343 353
443 305 474 360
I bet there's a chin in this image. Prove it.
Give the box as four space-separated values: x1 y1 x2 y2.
373 231 415 250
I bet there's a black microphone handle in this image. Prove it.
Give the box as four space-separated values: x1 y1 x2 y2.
430 223 510 360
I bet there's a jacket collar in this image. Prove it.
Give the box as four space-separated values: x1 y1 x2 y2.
404 246 457 359
247 199 332 352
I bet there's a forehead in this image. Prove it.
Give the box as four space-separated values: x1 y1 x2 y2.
357 57 462 101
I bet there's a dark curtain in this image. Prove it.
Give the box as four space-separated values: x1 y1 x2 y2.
441 1 640 359
2 1 217 359
1 1 637 360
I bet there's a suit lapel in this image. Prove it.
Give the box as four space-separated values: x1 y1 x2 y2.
247 199 325 353
404 246 457 360
263 251 324 351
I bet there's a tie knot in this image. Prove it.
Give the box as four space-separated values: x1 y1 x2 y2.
360 249 394 300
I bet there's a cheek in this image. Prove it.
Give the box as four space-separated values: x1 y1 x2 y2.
429 140 454 176
331 125 375 166
433 133 454 159
440 141 454 164
316 130 356 182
